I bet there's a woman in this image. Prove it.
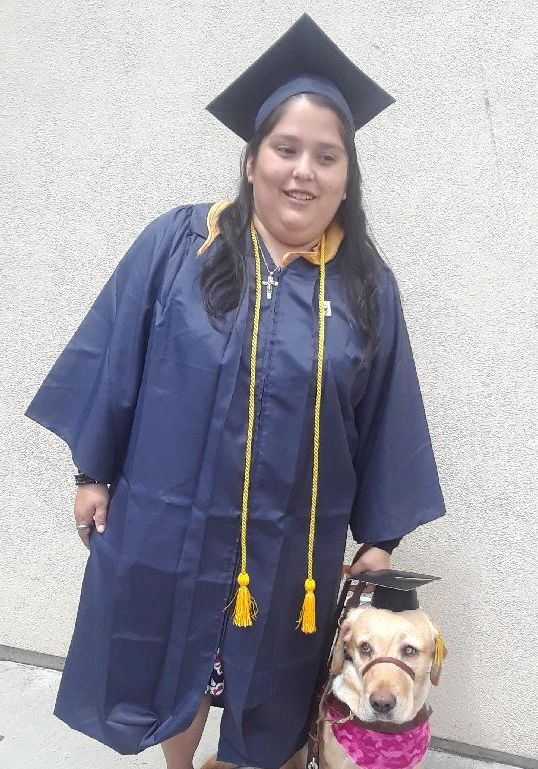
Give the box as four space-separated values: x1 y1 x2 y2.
25 15 445 769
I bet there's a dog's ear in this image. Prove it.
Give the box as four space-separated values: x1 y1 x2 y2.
430 629 448 686
330 617 353 676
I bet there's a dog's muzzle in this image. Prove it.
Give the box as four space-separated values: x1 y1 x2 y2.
361 656 416 680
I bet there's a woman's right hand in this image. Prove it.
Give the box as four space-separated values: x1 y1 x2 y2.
73 484 109 549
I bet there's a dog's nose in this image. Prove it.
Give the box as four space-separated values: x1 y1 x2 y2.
370 692 396 714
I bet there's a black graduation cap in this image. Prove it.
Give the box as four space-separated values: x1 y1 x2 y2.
206 13 395 142
358 570 440 612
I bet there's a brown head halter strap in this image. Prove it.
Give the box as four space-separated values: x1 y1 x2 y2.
361 656 416 680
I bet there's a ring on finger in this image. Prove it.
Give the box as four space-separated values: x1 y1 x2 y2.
76 523 93 530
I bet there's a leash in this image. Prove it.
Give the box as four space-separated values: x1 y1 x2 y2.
305 545 371 769
314 545 371 689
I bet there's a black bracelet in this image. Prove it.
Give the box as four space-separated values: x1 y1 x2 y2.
369 538 402 555
74 472 100 486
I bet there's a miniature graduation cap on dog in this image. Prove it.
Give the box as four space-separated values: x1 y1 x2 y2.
359 570 441 612
206 13 395 142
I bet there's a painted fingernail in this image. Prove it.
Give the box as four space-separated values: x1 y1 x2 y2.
96 524 105 533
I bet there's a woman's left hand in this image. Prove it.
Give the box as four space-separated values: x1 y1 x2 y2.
343 546 391 590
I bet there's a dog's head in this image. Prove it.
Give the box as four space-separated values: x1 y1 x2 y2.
330 605 447 724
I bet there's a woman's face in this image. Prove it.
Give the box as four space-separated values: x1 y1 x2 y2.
246 95 349 248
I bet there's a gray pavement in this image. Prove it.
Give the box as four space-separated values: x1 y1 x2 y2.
0 661 521 769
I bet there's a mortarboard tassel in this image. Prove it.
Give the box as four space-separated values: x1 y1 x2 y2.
434 632 446 668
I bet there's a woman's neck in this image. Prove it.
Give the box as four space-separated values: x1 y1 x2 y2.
252 213 320 268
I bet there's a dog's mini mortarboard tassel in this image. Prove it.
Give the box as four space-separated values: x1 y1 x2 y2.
434 631 445 668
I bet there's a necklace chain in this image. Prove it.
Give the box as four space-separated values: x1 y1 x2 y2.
259 242 281 276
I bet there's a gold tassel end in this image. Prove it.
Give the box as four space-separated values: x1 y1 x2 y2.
434 632 445 667
297 578 317 634
232 572 258 628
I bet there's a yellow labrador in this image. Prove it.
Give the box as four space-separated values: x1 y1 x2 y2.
201 605 446 769
295 603 447 769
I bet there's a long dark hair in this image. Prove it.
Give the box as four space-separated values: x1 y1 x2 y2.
200 93 385 364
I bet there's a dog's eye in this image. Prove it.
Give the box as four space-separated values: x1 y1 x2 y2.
403 645 418 656
359 642 372 655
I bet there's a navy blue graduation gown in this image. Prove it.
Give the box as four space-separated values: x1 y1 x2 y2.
25 203 445 768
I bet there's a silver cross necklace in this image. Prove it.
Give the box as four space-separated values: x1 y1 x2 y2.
259 243 281 300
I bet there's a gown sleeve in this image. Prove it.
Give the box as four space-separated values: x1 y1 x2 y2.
25 206 192 484
349 267 446 543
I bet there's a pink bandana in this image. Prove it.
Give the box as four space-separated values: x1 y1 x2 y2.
328 706 430 769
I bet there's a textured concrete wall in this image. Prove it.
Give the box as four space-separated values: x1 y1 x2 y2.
1 0 537 759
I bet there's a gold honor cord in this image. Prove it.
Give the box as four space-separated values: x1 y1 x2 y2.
228 223 326 633
225 222 262 627
297 232 326 633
